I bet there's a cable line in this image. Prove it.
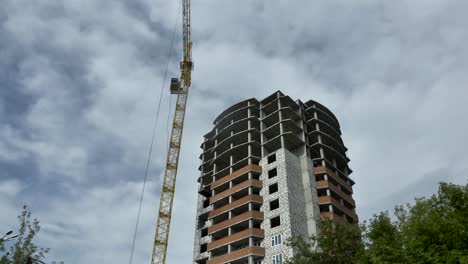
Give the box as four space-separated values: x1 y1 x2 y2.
128 4 181 264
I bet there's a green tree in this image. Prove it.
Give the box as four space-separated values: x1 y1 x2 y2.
364 211 407 263
397 182 468 263
1 206 63 264
286 218 366 264
286 182 468 264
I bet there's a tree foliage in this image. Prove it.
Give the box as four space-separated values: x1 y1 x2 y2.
287 218 365 264
1 206 63 264
286 182 468 264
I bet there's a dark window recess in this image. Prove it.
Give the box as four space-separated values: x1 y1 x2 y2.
270 199 280 210
268 168 278 179
200 243 207 253
271 216 281 228
269 183 278 194
268 154 277 164
201 228 208 237
199 186 211 198
203 199 210 208
315 174 325 181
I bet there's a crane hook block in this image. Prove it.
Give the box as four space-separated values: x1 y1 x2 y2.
170 78 181 94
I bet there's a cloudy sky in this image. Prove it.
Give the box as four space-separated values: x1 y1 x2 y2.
1 0 467 263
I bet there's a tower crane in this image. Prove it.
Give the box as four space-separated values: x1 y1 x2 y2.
151 0 192 263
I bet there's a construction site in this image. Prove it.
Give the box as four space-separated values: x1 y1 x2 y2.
2 1 467 264
147 1 357 263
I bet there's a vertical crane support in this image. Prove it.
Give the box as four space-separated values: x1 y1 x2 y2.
151 0 192 263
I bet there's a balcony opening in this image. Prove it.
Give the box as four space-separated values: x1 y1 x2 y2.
319 204 330 212
201 228 208 237
212 228 229 241
315 174 325 181
210 244 229 258
253 221 261 229
251 203 262 211
230 237 250 252
200 243 207 253
270 199 280 211
317 189 328 197
203 199 210 208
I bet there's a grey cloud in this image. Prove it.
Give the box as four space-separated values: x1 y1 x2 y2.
359 166 467 221
1 0 468 263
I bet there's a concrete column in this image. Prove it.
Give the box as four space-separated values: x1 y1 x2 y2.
326 189 331 196
248 145 252 164
212 163 217 196
227 224 232 253
260 108 266 157
230 154 234 174
248 256 254 264
248 130 252 164
320 148 325 159
278 99 285 148
329 204 334 213
324 174 328 181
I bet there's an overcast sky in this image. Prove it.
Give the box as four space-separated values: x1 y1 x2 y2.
1 0 467 263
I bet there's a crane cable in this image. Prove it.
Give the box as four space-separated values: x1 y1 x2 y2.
128 3 181 264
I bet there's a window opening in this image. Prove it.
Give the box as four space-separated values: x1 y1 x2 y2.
268 168 277 179
269 183 278 194
271 216 281 228
268 154 276 164
270 199 279 210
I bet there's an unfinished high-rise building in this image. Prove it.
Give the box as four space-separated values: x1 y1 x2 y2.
193 91 357 264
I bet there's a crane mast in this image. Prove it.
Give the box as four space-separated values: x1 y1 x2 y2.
151 0 192 262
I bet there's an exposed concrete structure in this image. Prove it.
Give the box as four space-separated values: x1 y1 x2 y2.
193 91 357 264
